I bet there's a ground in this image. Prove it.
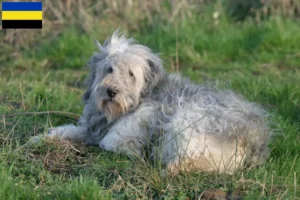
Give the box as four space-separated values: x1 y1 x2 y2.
0 1 300 199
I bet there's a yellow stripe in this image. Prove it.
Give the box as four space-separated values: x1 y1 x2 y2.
2 11 42 20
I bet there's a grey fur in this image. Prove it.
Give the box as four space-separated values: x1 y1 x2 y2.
42 31 273 174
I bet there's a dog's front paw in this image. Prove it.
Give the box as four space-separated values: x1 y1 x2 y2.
27 135 43 144
99 134 142 157
99 134 118 151
26 128 61 145
47 127 66 138
47 127 56 135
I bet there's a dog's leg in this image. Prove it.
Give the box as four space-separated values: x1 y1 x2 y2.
47 125 88 142
99 104 156 157
29 125 88 144
99 119 148 157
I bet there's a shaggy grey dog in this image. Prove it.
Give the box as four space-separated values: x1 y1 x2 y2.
40 31 272 174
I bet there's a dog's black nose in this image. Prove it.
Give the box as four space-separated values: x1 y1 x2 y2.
106 88 116 98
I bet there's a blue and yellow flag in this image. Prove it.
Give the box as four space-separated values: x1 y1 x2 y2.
2 2 43 29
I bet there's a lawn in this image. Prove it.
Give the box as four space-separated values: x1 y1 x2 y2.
0 1 299 199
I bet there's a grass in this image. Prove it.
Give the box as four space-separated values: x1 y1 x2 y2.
1 1 300 199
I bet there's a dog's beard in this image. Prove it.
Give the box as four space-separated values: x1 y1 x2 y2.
99 95 128 122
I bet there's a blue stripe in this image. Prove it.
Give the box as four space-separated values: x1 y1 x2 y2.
2 2 42 11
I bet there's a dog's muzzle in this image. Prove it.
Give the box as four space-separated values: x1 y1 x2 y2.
106 88 117 98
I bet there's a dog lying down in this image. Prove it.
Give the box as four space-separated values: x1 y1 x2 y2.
31 30 273 174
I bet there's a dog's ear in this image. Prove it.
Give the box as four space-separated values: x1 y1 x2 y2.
83 40 109 103
82 56 97 103
82 52 104 103
142 56 165 96
148 59 161 75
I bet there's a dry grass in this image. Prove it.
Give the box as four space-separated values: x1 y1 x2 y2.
261 0 300 16
0 0 203 50
2 0 298 52
255 0 300 22
0 0 299 199
19 138 88 174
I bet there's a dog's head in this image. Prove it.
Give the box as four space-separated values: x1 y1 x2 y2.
83 30 165 122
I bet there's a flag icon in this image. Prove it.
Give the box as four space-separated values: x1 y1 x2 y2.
2 2 42 29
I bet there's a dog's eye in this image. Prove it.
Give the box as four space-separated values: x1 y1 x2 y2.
129 70 134 77
107 67 113 73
